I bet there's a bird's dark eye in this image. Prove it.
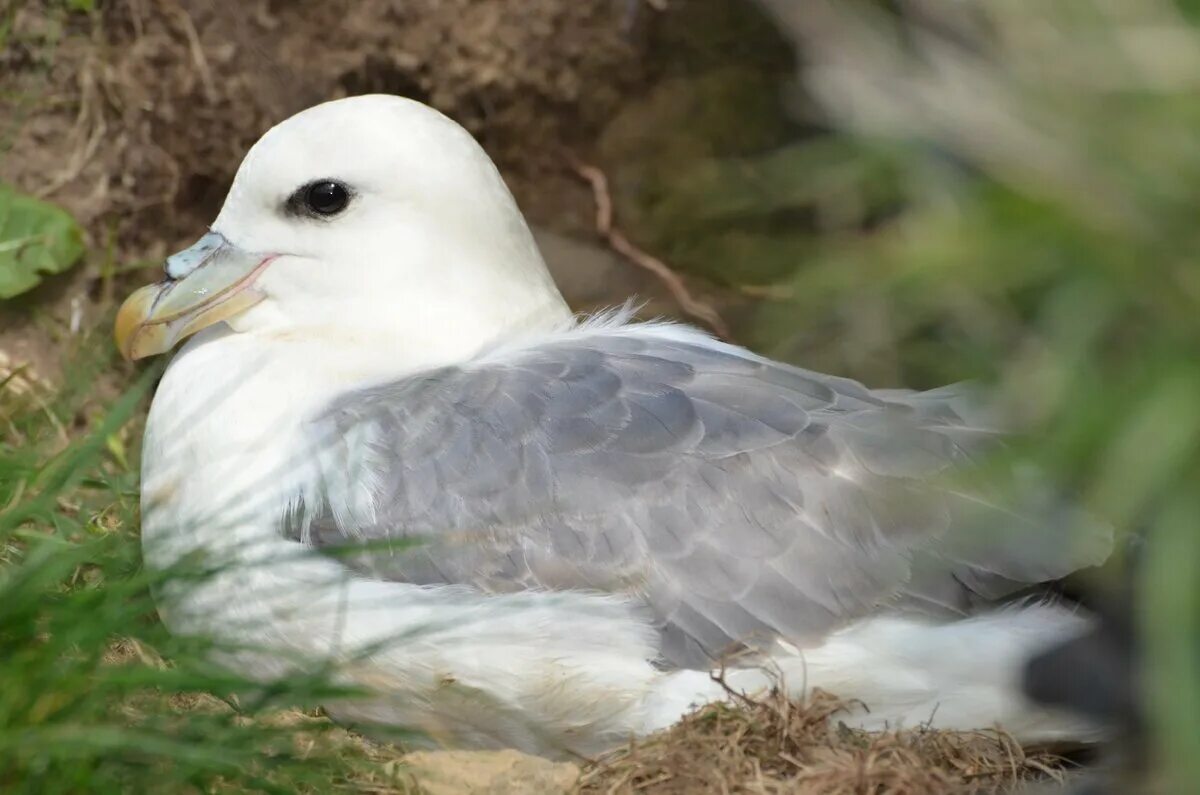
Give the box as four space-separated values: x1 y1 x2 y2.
303 180 350 216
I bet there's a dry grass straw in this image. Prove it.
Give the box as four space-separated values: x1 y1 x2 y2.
579 686 1070 795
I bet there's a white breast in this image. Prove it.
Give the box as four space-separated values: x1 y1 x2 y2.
137 323 673 757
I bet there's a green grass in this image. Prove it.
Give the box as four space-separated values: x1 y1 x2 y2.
0 332 413 793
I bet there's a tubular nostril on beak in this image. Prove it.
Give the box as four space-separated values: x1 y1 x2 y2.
165 231 228 280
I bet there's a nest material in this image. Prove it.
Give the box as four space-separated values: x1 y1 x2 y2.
578 689 1071 795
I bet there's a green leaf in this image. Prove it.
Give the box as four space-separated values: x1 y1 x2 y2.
0 183 86 299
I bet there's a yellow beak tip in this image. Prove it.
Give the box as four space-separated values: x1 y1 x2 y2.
114 284 163 361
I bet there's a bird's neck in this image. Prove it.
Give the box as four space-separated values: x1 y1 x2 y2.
226 273 574 388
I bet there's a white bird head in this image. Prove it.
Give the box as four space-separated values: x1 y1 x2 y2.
115 95 568 361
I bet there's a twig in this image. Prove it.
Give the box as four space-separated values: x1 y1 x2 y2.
166 0 219 104
568 157 731 339
37 53 106 199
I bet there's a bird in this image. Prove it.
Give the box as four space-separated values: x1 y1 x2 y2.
115 94 1112 758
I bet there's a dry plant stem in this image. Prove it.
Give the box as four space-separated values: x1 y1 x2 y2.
37 50 106 200
165 0 219 103
577 688 1069 794
569 158 731 340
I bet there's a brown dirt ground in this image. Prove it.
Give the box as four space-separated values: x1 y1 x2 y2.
2 0 643 252
0 0 669 379
2 2 1080 792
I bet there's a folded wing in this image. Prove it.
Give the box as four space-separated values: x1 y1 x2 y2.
298 325 1111 668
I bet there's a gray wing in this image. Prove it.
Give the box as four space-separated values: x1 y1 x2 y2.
299 327 1110 668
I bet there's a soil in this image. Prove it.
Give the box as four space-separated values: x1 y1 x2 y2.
0 0 719 378
2 0 646 250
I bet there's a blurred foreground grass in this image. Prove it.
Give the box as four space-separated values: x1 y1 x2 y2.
746 1 1200 789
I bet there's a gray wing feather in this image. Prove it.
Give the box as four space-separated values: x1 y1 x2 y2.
300 327 1110 668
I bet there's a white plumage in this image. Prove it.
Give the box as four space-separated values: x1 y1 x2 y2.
119 95 1108 757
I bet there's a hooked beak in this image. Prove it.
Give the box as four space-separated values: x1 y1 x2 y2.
114 232 275 361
